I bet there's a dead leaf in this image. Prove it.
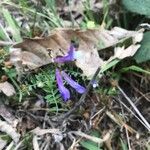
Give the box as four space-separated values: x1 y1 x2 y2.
0 138 7 150
0 102 18 127
114 45 141 59
33 136 40 150
11 27 143 78
75 48 104 77
10 48 51 70
0 81 16 96
0 120 20 143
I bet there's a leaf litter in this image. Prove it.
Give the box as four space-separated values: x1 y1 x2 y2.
11 27 143 78
8 24 148 150
0 1 149 150
0 81 16 96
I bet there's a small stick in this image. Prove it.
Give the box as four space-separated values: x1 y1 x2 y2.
0 40 14 46
117 85 150 132
54 67 101 122
69 130 111 144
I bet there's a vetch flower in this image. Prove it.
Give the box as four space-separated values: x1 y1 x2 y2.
61 71 86 94
55 69 86 101
54 44 86 101
54 44 76 63
56 69 70 101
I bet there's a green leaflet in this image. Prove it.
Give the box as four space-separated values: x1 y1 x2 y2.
2 8 22 42
122 0 150 17
80 130 103 150
134 32 150 63
120 65 150 75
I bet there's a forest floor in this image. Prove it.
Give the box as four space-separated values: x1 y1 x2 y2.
0 0 149 150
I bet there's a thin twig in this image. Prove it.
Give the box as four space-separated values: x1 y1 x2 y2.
69 130 111 144
53 67 101 122
6 141 14 150
117 85 150 132
0 40 14 46
119 100 132 150
14 140 24 150
114 96 149 132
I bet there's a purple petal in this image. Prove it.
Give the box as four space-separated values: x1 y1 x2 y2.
56 69 70 101
61 71 86 94
54 44 76 63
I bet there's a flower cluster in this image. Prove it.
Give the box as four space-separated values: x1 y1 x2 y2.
54 44 86 101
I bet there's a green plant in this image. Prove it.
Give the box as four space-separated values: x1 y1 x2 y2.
134 31 150 63
1 8 22 42
26 67 61 111
120 138 128 150
122 0 150 17
80 130 103 150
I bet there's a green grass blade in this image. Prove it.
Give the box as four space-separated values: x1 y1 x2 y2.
0 23 11 41
120 139 128 150
80 130 103 150
44 0 63 27
2 8 22 42
120 65 150 75
100 59 120 73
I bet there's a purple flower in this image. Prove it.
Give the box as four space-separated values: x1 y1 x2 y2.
56 69 70 101
54 44 86 101
61 71 86 94
55 69 86 101
54 44 76 63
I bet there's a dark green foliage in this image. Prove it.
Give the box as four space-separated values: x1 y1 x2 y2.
80 130 103 150
122 0 150 17
134 32 150 63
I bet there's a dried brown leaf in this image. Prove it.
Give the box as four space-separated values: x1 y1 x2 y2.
11 27 143 77
75 48 104 77
0 103 18 127
0 120 20 143
114 45 141 59
0 81 16 96
0 138 7 150
33 136 40 150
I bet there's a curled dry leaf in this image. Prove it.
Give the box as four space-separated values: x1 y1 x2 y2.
0 102 18 127
0 138 7 150
0 120 20 143
10 48 51 70
75 48 104 77
11 27 143 78
33 136 40 150
115 45 141 59
0 81 16 96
